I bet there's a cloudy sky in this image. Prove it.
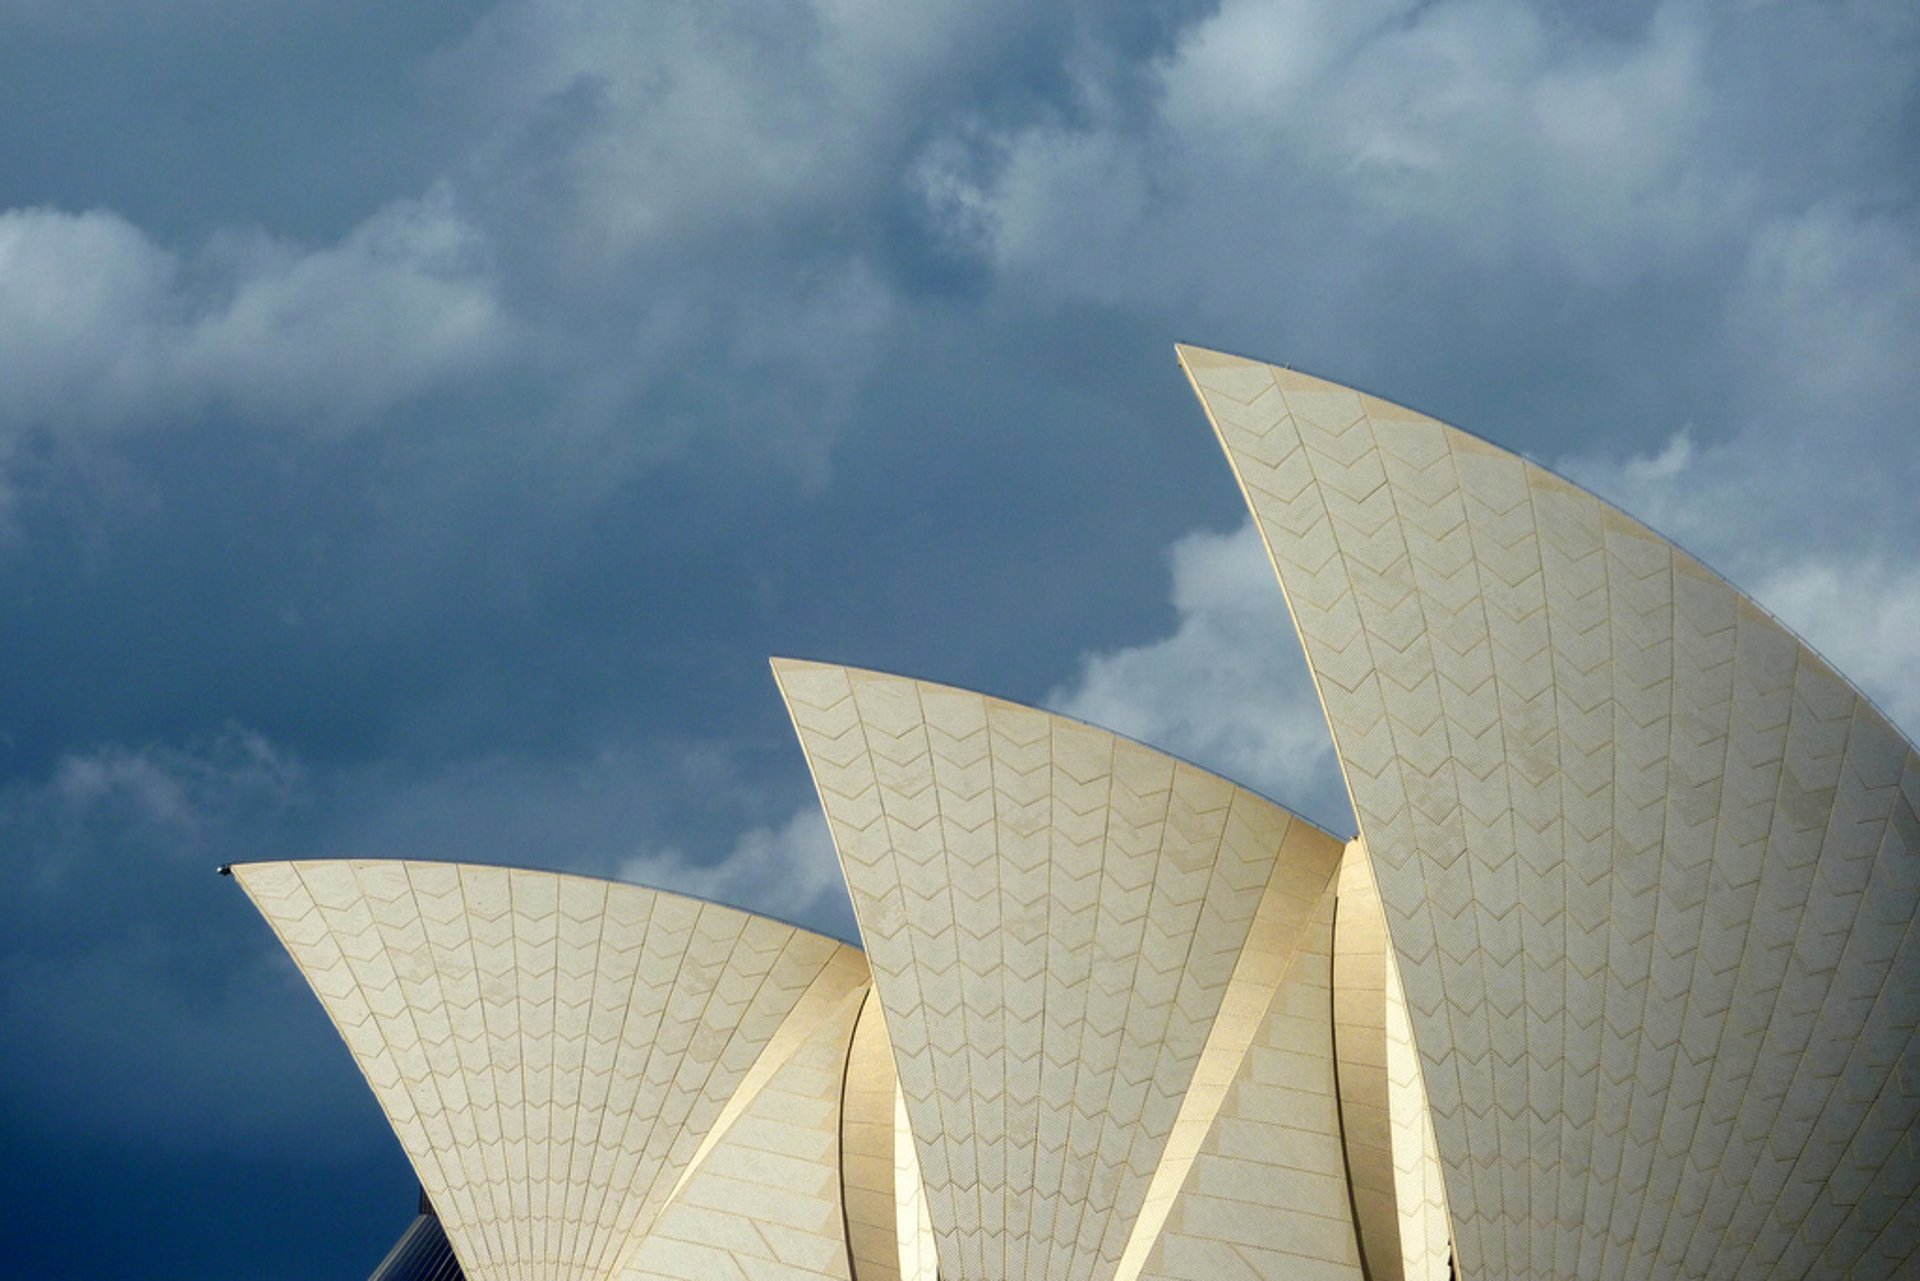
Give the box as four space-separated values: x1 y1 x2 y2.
1 0 1914 1274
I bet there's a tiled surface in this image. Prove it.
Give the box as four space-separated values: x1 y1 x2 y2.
1383 936 1454 1281
843 992 907 1281
841 992 940 1281
1334 839 1408 1277
234 344 1920 1281
1129 837 1362 1281
618 983 867 1280
233 861 867 1281
775 660 1335 1281
893 1070 942 1281
1334 842 1454 1281
1179 344 1920 1280
1116 813 1351 1281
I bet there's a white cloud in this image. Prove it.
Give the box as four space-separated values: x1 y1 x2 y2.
1571 429 1920 742
980 0 1737 306
1159 0 1416 128
298 743 857 938
1726 204 1920 444
712 259 898 485
1561 200 1920 738
975 1 1920 763
0 0 978 483
178 191 514 426
1047 520 1353 832
1 726 308 886
1752 557 1920 738
1572 457 1920 743
49 728 301 832
0 206 178 429
621 805 855 940
1054 359 1920 843
434 0 1031 270
0 187 513 436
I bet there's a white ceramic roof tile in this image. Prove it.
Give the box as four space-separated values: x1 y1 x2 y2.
1177 344 1920 1280
1334 844 1456 1281
895 1072 942 1281
617 981 866 1281
1126 832 1363 1280
842 992 905 1281
233 860 867 1281
1114 806 1353 1281
775 660 1334 1281
839 990 940 1281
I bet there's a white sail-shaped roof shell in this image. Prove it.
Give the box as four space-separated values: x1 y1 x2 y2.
841 991 942 1281
1179 344 1920 1280
223 342 1920 1281
232 861 871 1281
233 804 1435 1281
774 659 1410 1281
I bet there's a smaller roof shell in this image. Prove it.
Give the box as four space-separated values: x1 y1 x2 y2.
773 659 1375 1281
231 860 868 1281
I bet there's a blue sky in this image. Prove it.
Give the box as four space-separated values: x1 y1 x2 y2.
1 1 1915 1275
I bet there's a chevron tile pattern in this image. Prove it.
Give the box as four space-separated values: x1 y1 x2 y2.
774 659 1347 1281
1333 839 1411 1277
1333 842 1453 1281
843 991 909 1281
1179 343 1920 1280
841 991 941 1281
617 982 867 1281
1381 931 1453 1281
232 861 868 1281
1126 836 1360 1281
232 345 1920 1281
1114 810 1352 1281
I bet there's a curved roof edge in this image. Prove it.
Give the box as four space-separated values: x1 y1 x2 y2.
1170 341 1915 745
224 854 857 947
1177 342 1920 1281
769 654 1358 848
233 859 869 1281
776 657 1362 1281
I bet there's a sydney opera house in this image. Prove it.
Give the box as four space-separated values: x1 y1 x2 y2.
230 346 1920 1280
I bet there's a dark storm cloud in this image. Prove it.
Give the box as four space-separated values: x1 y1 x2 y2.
0 0 489 241
0 0 1914 1275
0 731 344 1136
986 0 1920 734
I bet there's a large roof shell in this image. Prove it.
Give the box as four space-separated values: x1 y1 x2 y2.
1178 343 1920 1280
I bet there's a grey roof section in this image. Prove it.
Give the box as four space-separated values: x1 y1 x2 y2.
1179 344 1920 1280
369 1209 464 1281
